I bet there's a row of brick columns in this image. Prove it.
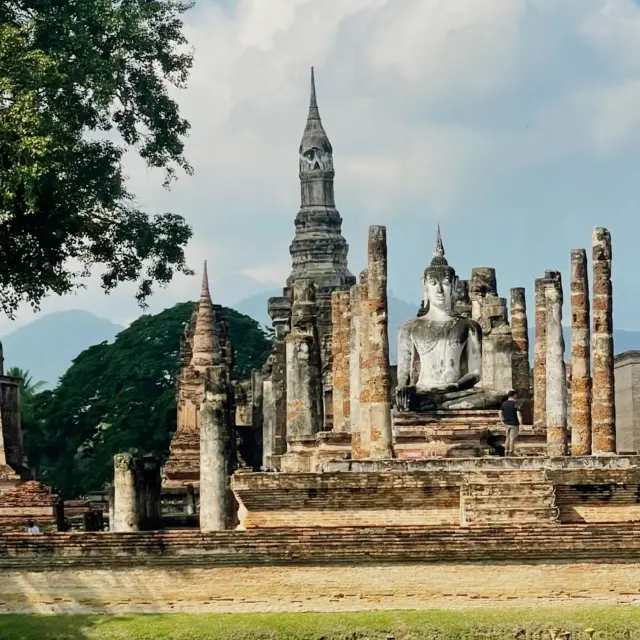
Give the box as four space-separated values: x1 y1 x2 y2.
533 228 616 456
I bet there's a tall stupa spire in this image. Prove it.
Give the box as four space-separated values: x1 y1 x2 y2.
289 65 355 306
309 66 319 119
200 260 211 301
299 67 332 178
191 261 216 368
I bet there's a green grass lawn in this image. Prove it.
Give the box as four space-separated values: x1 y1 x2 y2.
0 608 637 640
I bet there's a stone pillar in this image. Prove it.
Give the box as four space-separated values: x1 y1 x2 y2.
349 283 362 457
510 288 532 424
265 296 291 467
592 228 616 454
261 375 275 468
477 294 513 393
285 279 323 443
331 290 351 433
141 456 162 530
570 249 592 456
364 226 394 459
545 275 568 456
199 383 230 532
533 277 547 429
112 453 140 532
355 270 370 459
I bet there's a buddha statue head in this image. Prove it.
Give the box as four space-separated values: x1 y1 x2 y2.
421 226 458 316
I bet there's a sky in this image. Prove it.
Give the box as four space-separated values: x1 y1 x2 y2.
3 0 640 334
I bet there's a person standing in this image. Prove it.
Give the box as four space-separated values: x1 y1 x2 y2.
500 390 521 456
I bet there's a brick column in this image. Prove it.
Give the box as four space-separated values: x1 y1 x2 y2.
510 287 532 424
355 270 370 459
533 278 547 429
331 291 351 433
545 274 568 456
592 228 616 454
364 226 394 459
349 283 362 457
570 248 592 456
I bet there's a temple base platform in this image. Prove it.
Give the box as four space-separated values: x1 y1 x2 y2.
231 455 640 530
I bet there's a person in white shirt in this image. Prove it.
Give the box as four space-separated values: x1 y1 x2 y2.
26 520 40 534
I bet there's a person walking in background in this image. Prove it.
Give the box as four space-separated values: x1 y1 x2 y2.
26 520 40 534
500 390 521 457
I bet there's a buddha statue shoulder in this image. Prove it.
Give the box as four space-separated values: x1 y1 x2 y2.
396 227 505 412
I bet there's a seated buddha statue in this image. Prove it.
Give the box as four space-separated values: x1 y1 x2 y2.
396 228 506 412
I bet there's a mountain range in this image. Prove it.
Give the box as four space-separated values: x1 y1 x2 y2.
3 294 640 389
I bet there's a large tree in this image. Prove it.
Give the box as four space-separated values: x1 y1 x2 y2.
23 302 272 498
0 0 194 316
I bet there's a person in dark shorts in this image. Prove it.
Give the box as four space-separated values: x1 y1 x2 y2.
500 390 521 456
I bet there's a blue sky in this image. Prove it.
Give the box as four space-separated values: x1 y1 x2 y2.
3 0 640 333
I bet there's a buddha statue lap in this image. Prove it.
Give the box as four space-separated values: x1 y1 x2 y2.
396 228 506 412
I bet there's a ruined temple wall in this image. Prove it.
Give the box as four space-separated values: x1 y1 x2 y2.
614 352 640 454
468 269 513 394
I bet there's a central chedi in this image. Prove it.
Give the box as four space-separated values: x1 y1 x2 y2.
396 228 506 412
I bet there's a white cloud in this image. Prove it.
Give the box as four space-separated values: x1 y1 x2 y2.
5 0 640 337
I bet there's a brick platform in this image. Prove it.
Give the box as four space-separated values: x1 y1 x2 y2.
232 458 640 529
1 525 640 613
0 523 639 569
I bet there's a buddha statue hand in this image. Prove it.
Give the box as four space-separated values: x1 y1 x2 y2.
396 385 414 412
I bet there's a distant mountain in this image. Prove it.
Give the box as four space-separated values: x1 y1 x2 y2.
235 291 640 365
12 298 636 393
2 310 123 389
528 327 640 362
234 290 278 328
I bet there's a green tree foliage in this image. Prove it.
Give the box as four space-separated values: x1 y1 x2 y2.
23 303 272 497
0 0 194 316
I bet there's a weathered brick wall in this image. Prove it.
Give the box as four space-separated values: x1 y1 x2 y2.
548 468 640 523
234 472 461 528
1 526 640 613
233 465 640 529
1 524 640 569
3 561 640 614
